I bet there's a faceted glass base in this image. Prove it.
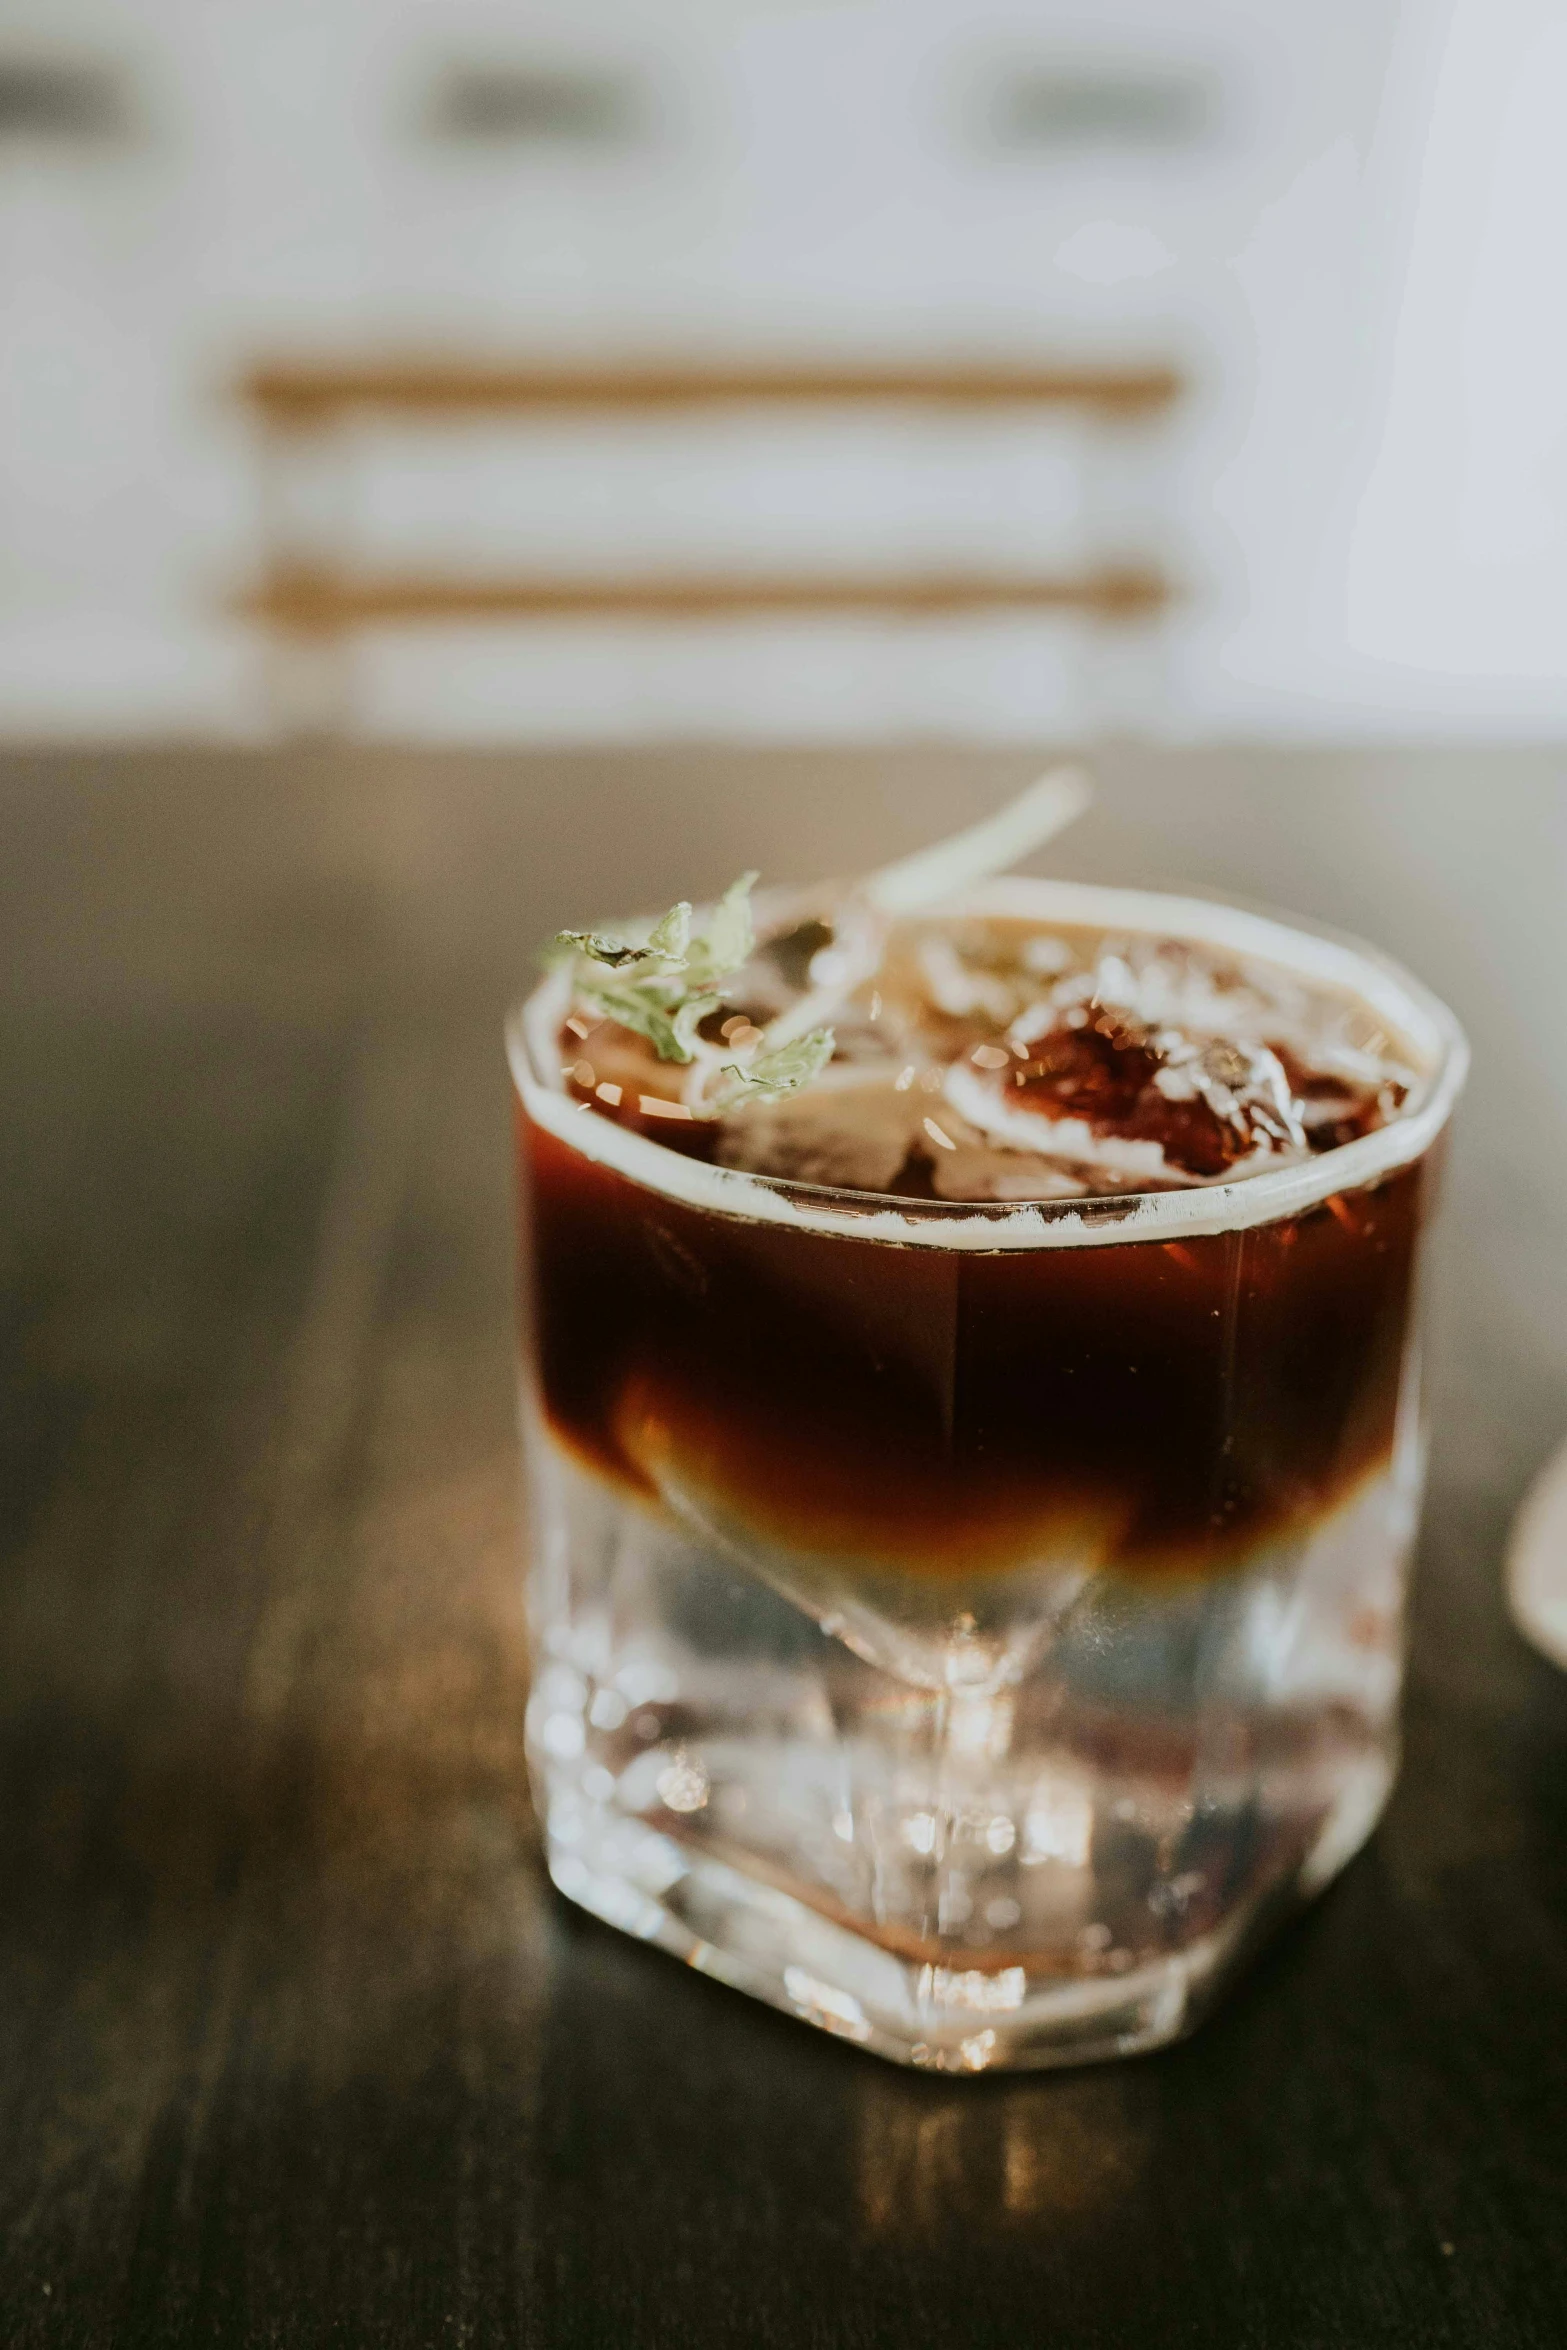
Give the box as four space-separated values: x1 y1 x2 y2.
540 1775 1388 2071
527 1438 1410 2072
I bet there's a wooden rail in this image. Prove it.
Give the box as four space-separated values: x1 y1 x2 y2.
243 562 1172 634
240 357 1184 428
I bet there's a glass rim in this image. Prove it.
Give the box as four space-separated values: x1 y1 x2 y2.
507 876 1469 1254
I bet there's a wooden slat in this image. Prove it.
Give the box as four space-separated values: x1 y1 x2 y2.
242 562 1173 631
239 357 1184 426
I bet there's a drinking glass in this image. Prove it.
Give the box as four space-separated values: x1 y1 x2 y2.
509 879 1466 2070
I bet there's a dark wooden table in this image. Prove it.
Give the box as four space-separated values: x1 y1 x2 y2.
2 745 1565 2348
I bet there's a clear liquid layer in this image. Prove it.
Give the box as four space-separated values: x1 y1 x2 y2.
525 1424 1419 2070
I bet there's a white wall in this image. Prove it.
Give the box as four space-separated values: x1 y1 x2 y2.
4 0 1545 741
1342 0 1567 722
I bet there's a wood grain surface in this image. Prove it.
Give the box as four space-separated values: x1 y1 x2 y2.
1 746 1564 2348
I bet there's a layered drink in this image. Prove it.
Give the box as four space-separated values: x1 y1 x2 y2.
511 836 1465 2069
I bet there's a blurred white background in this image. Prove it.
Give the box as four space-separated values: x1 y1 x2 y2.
0 0 1562 742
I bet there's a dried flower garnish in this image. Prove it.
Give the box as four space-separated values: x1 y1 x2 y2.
710 1028 836 1112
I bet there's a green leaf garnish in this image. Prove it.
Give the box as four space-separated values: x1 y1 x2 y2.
550 875 759 1063
712 1027 836 1109
684 871 758 988
645 901 693 961
576 979 715 1065
549 928 650 970
549 900 692 974
670 991 723 1062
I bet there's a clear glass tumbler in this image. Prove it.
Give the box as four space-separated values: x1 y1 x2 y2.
509 880 1466 2070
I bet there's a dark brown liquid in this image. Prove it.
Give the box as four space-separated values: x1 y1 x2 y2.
520 1106 1433 1585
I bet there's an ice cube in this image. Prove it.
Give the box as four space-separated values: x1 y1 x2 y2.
944 1058 1176 1183
1017 938 1297 1057
915 932 1018 1023
945 1008 1309 1184
1021 934 1076 977
716 1070 923 1192
927 1138 1089 1204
